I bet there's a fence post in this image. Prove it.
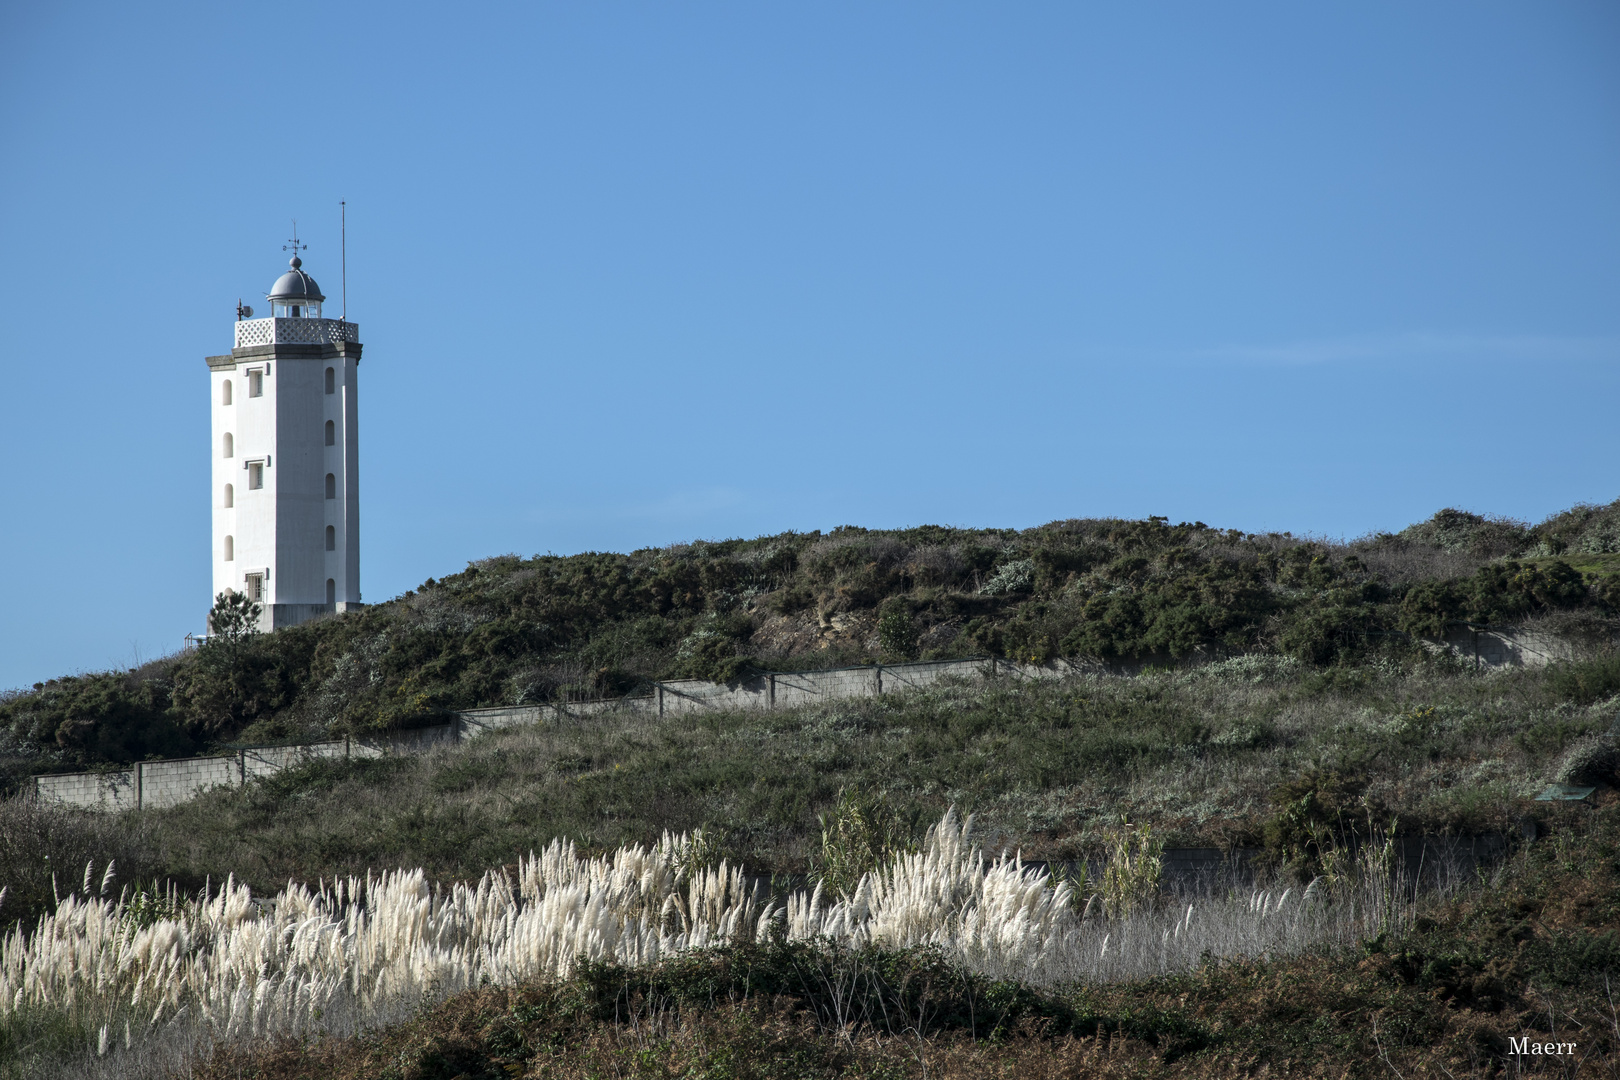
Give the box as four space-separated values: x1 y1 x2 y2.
656 683 665 719
238 749 246 784
135 762 144 810
875 664 883 695
768 673 776 709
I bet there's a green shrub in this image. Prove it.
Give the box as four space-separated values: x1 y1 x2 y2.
1545 652 1620 706
876 600 920 660
812 788 919 898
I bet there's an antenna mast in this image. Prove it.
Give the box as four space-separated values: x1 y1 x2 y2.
341 201 347 322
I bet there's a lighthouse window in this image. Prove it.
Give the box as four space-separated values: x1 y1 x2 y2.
248 370 263 398
326 578 336 604
325 420 335 446
223 535 234 561
325 473 337 499
221 380 232 405
325 367 335 394
244 573 264 602
326 525 336 551
223 433 233 458
247 462 264 490
223 483 233 508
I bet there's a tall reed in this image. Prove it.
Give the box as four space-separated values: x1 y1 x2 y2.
0 811 1431 1077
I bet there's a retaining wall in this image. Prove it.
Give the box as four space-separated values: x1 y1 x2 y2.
1440 625 1583 669
33 769 138 812
34 657 1051 811
34 726 464 811
139 756 240 809
25 638 1567 813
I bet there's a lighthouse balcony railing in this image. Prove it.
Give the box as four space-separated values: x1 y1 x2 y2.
234 318 359 349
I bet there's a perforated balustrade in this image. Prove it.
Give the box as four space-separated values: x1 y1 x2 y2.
234 318 360 348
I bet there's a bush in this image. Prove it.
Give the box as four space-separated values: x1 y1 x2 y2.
813 788 919 898
1545 652 1620 706
876 600 920 660
1552 737 1619 786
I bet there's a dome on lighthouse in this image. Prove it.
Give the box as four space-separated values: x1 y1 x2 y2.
268 256 326 303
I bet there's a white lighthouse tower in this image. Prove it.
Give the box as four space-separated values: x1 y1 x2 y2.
206 248 364 631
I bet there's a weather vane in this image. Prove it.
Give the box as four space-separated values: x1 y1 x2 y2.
284 220 306 259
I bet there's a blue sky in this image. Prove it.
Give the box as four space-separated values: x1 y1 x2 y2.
1 2 1617 690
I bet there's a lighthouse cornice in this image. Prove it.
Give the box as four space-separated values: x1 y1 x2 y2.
205 339 364 370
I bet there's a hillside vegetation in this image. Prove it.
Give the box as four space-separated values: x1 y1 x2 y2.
2 628 1618 939
3 502 1620 1078
184 799 1620 1080
2 501 1618 789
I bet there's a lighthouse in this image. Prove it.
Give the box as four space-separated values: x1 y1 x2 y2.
205 250 363 631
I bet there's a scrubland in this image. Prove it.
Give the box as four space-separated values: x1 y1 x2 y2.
9 651 1612 911
2 652 1618 1077
2 500 1619 1076
5 502 1618 790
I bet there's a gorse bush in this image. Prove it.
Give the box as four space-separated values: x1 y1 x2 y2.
876 600 920 660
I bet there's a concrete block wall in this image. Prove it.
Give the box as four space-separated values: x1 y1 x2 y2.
459 705 548 732
243 740 349 779
34 657 1018 811
359 724 459 755
139 756 239 809
1441 626 1582 669
26 649 1440 813
34 769 137 811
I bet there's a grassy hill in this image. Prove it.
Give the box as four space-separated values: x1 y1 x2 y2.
3 501 1620 1078
8 651 1610 905
3 501 1618 792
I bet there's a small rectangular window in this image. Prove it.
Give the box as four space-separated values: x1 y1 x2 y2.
247 462 264 490
248 370 264 398
244 573 263 602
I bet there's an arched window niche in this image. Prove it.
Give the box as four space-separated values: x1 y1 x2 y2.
325 473 336 499
223 483 233 508
325 367 335 394
325 420 335 446
223 535 234 561
221 380 232 406
223 433 233 458
325 525 336 551
326 578 337 604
